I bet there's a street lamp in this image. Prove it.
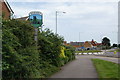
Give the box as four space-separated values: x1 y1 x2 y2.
56 11 66 34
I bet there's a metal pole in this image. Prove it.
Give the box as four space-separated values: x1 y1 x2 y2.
34 28 38 46
55 11 66 34
79 32 80 42
56 11 57 34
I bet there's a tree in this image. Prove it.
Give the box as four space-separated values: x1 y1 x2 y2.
102 37 111 49
118 44 120 48
112 44 118 47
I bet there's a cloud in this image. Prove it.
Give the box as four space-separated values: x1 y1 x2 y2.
8 0 119 2
8 1 118 43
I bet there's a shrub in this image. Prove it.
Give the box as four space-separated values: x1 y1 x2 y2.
2 19 75 79
2 20 40 78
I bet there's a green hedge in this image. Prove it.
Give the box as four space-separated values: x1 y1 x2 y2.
2 20 40 78
2 19 75 79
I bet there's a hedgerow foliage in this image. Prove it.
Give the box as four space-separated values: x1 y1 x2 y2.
2 20 40 78
2 19 75 79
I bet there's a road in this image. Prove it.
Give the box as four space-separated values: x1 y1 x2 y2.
93 55 119 64
95 49 120 58
50 55 119 78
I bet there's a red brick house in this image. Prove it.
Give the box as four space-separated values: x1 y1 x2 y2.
83 41 93 49
0 0 14 19
83 39 102 50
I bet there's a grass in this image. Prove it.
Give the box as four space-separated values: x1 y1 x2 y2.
76 50 102 53
92 59 119 79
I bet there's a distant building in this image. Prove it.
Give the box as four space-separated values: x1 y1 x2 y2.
83 41 93 49
83 39 100 50
63 41 70 46
91 39 97 48
69 42 84 48
64 40 102 51
0 0 14 19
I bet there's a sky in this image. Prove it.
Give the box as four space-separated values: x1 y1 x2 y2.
7 0 119 44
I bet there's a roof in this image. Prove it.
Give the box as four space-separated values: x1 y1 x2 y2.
73 45 82 48
16 16 29 20
84 41 93 48
70 42 84 46
3 0 14 14
91 39 97 46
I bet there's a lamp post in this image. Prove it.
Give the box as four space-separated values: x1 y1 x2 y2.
56 11 66 34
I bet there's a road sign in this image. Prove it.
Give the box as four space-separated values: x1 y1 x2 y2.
114 51 117 54
29 11 43 28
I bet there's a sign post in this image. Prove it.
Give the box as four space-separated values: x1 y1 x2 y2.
29 11 43 45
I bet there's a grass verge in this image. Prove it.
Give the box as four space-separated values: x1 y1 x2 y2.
92 59 119 79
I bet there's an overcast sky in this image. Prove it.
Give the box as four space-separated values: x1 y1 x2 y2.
7 0 119 44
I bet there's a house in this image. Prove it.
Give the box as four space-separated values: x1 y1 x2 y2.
63 41 84 50
69 42 84 51
64 40 102 51
70 42 84 47
83 39 102 50
91 39 97 47
0 0 14 19
83 41 93 50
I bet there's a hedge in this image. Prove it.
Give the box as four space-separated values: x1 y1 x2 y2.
2 19 75 79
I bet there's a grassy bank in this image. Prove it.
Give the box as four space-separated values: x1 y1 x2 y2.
92 59 119 79
76 50 102 53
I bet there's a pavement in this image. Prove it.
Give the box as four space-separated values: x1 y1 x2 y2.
50 55 119 78
50 55 98 78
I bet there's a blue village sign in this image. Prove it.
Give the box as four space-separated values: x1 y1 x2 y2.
29 11 43 28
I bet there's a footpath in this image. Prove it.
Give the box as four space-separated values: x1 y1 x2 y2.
50 55 98 78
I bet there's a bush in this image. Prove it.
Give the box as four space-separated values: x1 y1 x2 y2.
64 45 75 62
2 20 40 78
38 29 64 67
2 19 75 79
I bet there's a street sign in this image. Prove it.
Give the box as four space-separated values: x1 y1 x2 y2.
29 11 43 28
114 51 117 54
